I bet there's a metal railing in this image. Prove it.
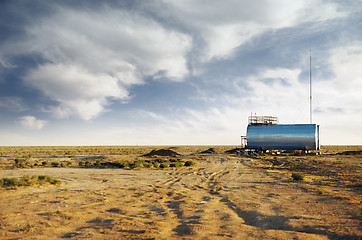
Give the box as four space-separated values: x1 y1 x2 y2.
248 116 278 125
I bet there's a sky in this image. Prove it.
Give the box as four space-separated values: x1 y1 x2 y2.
0 0 361 146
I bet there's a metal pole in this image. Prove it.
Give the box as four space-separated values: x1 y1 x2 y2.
309 49 312 124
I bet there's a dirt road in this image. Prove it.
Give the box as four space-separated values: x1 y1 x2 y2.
0 154 360 239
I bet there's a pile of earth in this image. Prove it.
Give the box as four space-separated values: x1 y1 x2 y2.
143 149 180 157
225 148 243 154
200 148 217 154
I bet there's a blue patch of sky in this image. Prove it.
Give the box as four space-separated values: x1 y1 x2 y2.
113 78 203 112
0 0 54 34
0 55 52 107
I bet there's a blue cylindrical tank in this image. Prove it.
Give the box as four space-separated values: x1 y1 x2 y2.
247 124 320 150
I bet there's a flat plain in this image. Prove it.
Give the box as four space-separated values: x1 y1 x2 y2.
0 145 361 239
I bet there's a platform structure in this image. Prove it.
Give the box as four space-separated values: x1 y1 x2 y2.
248 116 278 125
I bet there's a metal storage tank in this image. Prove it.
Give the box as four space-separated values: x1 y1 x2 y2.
247 124 320 150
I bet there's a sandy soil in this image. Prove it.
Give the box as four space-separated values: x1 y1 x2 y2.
0 148 361 239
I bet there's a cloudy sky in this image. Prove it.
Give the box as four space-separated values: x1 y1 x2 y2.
0 0 361 146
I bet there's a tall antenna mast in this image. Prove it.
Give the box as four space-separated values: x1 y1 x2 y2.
309 48 312 124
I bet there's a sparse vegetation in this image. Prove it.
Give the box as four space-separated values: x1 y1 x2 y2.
170 162 183 168
1 175 61 189
14 158 25 168
42 160 49 166
291 172 304 181
112 161 126 168
184 160 195 166
159 163 168 168
317 189 325 194
73 157 195 170
154 158 165 163
152 161 160 168
94 160 102 167
128 160 143 169
51 162 60 167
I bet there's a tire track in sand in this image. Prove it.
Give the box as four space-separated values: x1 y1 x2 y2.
151 155 253 238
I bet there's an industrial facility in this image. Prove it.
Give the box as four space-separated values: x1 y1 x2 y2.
244 115 320 151
242 50 320 151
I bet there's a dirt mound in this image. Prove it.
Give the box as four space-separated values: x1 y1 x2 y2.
225 148 243 154
200 148 217 154
143 149 180 157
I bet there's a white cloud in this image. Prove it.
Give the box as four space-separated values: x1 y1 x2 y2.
19 6 192 80
242 68 310 123
312 43 362 144
26 63 129 120
7 6 191 120
295 0 346 23
202 22 263 60
314 44 362 114
17 116 47 130
163 0 346 60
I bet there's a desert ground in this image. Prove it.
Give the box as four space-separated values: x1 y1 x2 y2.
0 146 361 239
